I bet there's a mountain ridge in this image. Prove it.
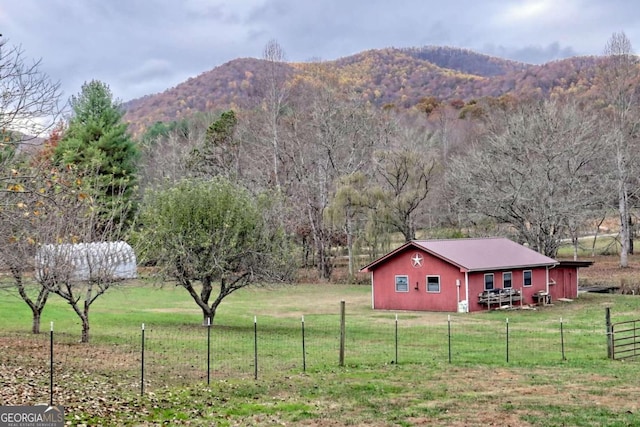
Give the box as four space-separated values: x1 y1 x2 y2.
122 45 600 134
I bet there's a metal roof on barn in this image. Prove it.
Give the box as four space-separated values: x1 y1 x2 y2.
360 237 558 273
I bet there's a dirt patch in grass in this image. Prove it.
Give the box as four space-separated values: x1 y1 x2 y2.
0 335 138 373
576 253 640 288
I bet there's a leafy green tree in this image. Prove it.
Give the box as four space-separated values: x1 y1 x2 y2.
137 178 295 324
188 110 239 178
55 80 139 234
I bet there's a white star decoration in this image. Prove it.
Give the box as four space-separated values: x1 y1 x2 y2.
411 253 423 267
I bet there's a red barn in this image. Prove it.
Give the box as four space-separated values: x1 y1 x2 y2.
359 238 592 313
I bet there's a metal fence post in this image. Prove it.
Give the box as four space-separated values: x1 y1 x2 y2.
339 301 345 367
505 318 509 363
301 315 306 372
447 315 452 364
141 323 145 396
560 317 566 361
394 314 398 365
254 316 258 380
207 317 211 385
49 322 54 406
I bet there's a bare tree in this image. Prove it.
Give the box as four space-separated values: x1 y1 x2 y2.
0 38 62 180
281 69 384 279
448 98 606 257
0 35 61 214
260 39 289 191
372 122 439 242
138 112 215 191
34 165 134 343
596 32 640 267
0 122 67 334
0 158 111 337
36 240 135 343
0 164 53 334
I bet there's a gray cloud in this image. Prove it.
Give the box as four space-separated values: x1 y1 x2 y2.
1 0 638 102
485 42 580 64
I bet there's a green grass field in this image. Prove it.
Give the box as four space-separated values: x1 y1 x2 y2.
556 234 621 258
1 280 640 426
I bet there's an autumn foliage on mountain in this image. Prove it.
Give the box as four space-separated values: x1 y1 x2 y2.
122 45 601 134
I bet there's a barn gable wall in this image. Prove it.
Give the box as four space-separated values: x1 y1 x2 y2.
372 248 466 312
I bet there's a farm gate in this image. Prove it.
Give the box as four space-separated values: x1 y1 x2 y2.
609 318 640 360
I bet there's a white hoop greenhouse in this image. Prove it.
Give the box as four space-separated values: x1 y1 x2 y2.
35 241 137 282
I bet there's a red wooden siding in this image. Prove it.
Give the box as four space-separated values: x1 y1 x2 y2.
372 248 466 312
363 239 591 313
466 267 549 312
548 265 578 301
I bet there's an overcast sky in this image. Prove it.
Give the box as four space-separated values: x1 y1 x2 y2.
2 0 638 103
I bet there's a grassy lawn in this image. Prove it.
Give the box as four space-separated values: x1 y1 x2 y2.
1 272 640 425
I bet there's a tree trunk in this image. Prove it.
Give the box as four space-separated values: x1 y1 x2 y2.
77 297 91 343
628 215 634 255
81 313 90 343
591 216 606 257
346 216 354 282
32 311 41 335
317 242 332 280
13 269 49 335
202 307 214 326
619 182 630 268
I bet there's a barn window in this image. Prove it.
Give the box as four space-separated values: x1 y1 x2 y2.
523 270 532 287
395 275 409 292
426 276 440 293
484 273 494 291
503 272 512 288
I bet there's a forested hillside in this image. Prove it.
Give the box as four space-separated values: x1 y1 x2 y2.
62 39 631 283
122 46 600 135
3 26 639 358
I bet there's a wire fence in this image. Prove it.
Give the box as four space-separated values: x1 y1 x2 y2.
0 307 611 407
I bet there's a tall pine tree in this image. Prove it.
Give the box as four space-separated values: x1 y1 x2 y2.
55 80 139 237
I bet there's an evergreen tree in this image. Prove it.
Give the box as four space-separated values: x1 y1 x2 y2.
55 80 139 235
